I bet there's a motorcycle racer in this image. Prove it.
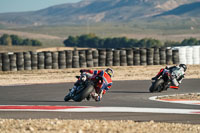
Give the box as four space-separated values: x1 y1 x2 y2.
70 68 113 101
152 64 187 89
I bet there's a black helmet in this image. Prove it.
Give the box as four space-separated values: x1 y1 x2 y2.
105 68 114 77
179 64 187 72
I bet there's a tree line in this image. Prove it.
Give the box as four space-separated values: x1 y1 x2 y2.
0 34 42 46
64 33 200 48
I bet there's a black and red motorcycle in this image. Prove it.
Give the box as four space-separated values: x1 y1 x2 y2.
149 70 172 93
64 73 102 102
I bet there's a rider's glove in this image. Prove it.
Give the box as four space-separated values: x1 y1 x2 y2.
81 74 87 81
152 77 157 80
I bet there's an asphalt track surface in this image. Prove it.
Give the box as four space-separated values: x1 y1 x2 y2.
0 79 200 124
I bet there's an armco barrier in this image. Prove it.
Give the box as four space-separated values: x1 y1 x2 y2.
0 48 180 71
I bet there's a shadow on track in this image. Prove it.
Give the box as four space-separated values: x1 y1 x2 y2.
109 90 149 94
15 100 68 103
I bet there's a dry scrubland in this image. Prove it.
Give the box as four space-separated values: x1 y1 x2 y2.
0 65 200 85
0 65 200 133
0 119 200 133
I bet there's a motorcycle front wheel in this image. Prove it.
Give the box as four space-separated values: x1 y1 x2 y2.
149 79 164 93
64 93 71 102
73 83 94 102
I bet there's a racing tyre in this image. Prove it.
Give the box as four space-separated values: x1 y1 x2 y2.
73 84 94 102
149 79 164 93
64 93 71 102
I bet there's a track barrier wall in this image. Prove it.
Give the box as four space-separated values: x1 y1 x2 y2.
174 46 200 65
0 47 180 71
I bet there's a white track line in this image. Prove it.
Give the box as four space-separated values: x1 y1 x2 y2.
149 94 200 105
0 105 199 115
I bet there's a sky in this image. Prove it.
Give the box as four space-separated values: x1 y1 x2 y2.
0 0 82 13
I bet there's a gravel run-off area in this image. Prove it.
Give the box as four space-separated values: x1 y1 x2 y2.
0 65 200 133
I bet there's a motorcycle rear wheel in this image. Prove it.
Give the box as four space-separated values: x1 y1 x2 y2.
73 83 94 102
149 79 164 93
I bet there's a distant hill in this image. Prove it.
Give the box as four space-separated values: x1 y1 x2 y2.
0 0 198 26
156 1 200 17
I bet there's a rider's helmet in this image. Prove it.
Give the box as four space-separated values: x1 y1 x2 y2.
105 68 114 78
179 64 187 72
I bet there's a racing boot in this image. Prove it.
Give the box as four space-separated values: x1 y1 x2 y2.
151 76 158 80
86 94 91 101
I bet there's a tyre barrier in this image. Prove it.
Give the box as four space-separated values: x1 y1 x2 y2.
174 46 200 65
160 47 166 65
134 48 140 66
86 49 93 67
79 50 87 68
126 48 133 66
140 48 147 66
9 53 17 71
147 48 154 65
0 53 2 71
98 49 106 67
52 51 58 69
154 47 160 65
0 48 181 71
44 51 52 69
58 51 66 69
106 49 113 66
2 53 10 71
31 51 38 70
16 52 24 71
66 50 72 68
92 50 98 67
72 50 79 68
38 52 45 69
166 49 173 65
120 49 127 66
113 50 120 66
24 52 31 70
